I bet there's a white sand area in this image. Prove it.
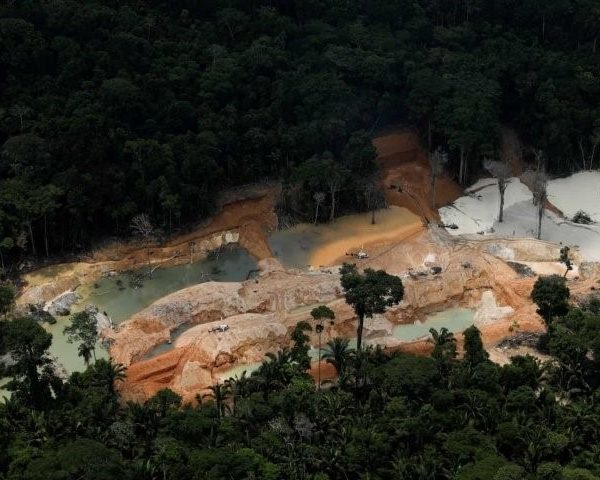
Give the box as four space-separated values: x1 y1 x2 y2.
439 173 600 261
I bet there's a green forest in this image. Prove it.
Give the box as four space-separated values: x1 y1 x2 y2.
0 272 600 479
1 0 599 267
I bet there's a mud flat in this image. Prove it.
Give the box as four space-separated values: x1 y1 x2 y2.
270 206 423 268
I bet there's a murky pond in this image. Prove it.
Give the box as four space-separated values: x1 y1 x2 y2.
31 246 258 381
44 318 109 373
76 246 257 325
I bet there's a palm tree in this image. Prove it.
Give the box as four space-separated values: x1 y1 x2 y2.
322 338 354 377
429 327 457 377
90 359 126 395
225 371 250 416
253 349 292 398
203 382 231 419
78 343 93 367
310 305 335 389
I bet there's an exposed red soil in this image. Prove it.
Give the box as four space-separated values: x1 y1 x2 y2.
373 132 463 223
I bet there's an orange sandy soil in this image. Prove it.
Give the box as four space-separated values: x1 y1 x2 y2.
307 206 424 267
22 184 279 290
373 132 463 223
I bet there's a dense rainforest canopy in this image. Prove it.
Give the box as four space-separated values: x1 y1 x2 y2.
0 0 598 265
0 277 600 479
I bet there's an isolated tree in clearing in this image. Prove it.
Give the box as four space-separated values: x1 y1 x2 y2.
130 213 154 268
484 159 511 223
340 263 403 351
531 275 570 326
430 147 448 208
559 246 573 277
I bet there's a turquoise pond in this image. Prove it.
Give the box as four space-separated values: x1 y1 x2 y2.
392 308 475 341
217 309 475 379
23 246 258 379
76 246 257 325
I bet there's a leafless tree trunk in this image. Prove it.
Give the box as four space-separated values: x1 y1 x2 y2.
26 221 36 256
44 214 49 257
430 147 448 208
498 179 507 223
532 162 547 240
131 213 155 270
484 159 511 223
458 147 467 185
313 192 325 224
329 183 338 222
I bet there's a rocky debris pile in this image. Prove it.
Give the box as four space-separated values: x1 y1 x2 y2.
497 331 542 349
84 304 114 345
17 276 80 313
25 303 57 324
506 262 535 277
45 291 79 316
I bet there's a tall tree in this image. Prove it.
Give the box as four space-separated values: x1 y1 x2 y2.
531 275 570 326
290 321 312 371
313 191 325 224
4 317 55 409
64 311 98 366
339 263 403 350
463 325 488 366
130 213 154 268
310 305 335 388
484 159 512 223
430 147 448 208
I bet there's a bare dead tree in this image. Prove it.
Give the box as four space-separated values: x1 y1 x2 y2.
430 147 448 208
528 151 548 240
9 105 32 133
533 172 548 240
578 128 600 170
313 192 325 224
363 175 384 225
484 159 512 223
130 213 154 268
